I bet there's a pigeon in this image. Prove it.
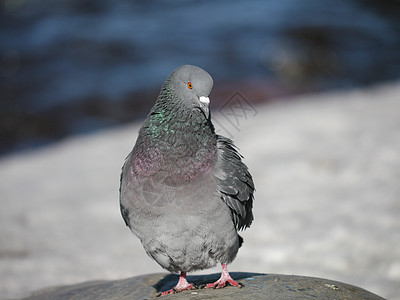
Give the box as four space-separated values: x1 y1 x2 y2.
119 65 254 296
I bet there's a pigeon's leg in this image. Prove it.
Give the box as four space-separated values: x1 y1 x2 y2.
204 264 243 289
159 271 196 296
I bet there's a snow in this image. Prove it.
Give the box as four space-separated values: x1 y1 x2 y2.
1 81 399 299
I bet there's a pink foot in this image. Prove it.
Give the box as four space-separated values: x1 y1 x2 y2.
204 264 243 289
158 272 196 296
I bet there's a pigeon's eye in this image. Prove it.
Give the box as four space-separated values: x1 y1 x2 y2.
187 82 193 89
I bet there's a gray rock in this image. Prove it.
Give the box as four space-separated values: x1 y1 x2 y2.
22 273 385 300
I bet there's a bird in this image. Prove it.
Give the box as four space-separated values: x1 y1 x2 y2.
119 65 254 296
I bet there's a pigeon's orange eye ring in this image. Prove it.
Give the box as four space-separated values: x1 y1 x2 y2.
187 82 193 89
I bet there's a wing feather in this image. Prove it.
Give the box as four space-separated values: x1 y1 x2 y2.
214 135 254 230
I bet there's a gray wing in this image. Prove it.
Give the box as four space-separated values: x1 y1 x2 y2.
119 152 133 228
214 135 254 230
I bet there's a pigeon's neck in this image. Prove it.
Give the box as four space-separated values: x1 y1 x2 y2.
132 104 217 181
144 104 215 152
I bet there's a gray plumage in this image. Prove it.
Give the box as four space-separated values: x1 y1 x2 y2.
119 65 254 275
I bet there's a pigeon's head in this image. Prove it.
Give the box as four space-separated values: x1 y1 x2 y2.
166 65 213 119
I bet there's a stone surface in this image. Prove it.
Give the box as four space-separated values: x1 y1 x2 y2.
22 273 385 300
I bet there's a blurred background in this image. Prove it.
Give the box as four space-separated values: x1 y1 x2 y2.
1 0 400 155
1 1 400 300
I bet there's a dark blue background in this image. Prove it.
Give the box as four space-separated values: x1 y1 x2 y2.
1 0 400 154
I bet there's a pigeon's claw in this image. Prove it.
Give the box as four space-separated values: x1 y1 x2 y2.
204 278 242 289
158 272 196 297
203 264 243 289
158 283 195 296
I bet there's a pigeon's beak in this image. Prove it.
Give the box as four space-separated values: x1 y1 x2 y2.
199 96 210 119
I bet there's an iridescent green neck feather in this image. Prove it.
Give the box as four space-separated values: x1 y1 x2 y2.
131 81 217 182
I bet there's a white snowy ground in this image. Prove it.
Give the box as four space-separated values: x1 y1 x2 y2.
1 82 399 300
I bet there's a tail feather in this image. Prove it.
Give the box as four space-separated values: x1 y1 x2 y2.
238 235 243 248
